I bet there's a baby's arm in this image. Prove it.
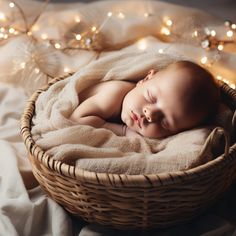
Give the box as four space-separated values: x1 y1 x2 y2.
73 115 125 136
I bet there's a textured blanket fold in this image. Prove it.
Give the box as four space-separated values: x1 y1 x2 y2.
32 38 230 174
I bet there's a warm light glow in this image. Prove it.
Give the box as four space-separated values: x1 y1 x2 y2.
27 31 32 36
217 44 224 51
54 43 61 49
0 27 5 32
3 34 8 39
75 34 81 40
118 12 125 19
226 30 233 37
216 75 222 80
32 25 39 31
20 62 26 69
222 79 229 84
9 28 15 34
144 13 150 17
137 39 147 50
161 27 170 35
9 2 15 8
91 26 97 32
74 15 80 23
230 84 236 89
200 56 208 64
166 19 173 26
193 30 198 37
64 67 70 73
210 30 216 37
0 33 4 39
107 12 112 17
158 48 164 54
0 12 6 21
232 24 236 29
41 33 48 40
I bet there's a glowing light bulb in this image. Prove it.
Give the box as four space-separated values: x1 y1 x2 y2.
200 56 208 64
193 30 198 37
41 33 48 40
0 27 5 32
0 33 4 39
118 12 125 19
91 26 97 32
217 44 224 51
54 43 61 49
9 28 15 34
232 24 236 29
74 15 80 23
230 84 236 89
226 30 233 37
0 12 6 21
20 62 26 69
223 79 229 84
75 34 81 40
64 67 70 73
166 19 173 26
9 2 15 8
161 27 170 36
107 12 112 17
3 34 8 39
158 48 164 54
210 30 216 37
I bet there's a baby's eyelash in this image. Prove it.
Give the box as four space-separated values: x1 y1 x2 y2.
161 119 169 130
146 90 156 103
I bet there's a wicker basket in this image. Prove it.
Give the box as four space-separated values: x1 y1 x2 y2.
21 77 236 230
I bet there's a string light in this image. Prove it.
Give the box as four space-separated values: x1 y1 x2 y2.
0 1 234 89
118 12 125 19
226 30 233 38
200 56 208 64
9 2 15 8
107 12 112 17
63 67 70 73
74 15 80 23
91 26 97 32
161 27 170 36
41 33 48 40
75 34 82 40
54 43 61 49
0 12 6 21
166 19 173 26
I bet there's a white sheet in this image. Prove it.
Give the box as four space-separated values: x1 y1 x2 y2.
0 0 236 235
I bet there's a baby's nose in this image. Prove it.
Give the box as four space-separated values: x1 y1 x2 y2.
143 107 161 122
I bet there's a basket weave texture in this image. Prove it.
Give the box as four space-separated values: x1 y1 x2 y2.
21 77 236 230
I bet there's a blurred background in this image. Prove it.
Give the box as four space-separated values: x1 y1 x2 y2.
42 0 236 22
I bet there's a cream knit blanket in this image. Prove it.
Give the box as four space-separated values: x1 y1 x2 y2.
32 43 229 174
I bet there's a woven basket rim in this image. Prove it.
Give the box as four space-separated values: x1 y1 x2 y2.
21 75 236 187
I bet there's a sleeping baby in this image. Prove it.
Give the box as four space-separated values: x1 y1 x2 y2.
70 60 220 139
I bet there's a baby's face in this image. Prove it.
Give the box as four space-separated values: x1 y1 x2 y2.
121 67 205 138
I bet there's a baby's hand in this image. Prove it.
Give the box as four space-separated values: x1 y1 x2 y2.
124 126 142 138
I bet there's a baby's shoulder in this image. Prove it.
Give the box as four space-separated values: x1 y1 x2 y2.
99 80 134 94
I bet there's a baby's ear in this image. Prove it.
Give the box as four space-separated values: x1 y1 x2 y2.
137 69 155 86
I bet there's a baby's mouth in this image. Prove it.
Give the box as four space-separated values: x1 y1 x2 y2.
131 110 141 128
